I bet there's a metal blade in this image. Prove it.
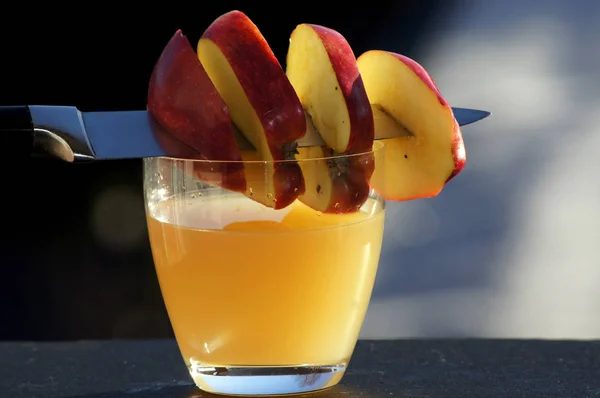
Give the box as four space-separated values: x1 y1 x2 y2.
28 105 199 161
81 106 493 157
245 106 492 151
82 110 199 160
452 107 491 126
293 113 326 149
29 105 491 161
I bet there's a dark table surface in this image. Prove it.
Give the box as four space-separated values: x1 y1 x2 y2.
1 339 599 398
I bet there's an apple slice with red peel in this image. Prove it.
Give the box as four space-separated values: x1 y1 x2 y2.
147 30 246 192
296 145 375 214
197 10 306 210
286 24 374 154
286 23 375 214
357 50 466 201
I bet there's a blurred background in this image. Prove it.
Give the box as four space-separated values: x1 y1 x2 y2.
1 0 598 341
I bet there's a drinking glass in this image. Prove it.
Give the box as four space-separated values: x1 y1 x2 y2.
143 141 386 396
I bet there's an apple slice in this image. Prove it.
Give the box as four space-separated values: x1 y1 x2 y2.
286 24 374 154
296 145 374 213
357 50 466 201
197 10 306 210
286 23 375 213
147 30 246 192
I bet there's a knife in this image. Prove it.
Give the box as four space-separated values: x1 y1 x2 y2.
0 105 490 162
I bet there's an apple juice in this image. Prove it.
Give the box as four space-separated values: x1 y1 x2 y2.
146 193 384 368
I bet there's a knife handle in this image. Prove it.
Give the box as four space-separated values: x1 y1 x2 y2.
0 106 33 159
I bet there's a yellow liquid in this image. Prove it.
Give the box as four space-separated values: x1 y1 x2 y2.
147 194 384 367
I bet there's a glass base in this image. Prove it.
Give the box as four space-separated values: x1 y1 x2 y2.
189 362 347 396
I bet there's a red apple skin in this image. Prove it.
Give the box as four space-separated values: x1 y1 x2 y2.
446 121 465 182
390 52 466 181
149 116 201 159
200 10 307 208
274 162 306 209
147 29 246 192
285 23 374 213
201 11 307 156
327 148 373 214
307 24 374 153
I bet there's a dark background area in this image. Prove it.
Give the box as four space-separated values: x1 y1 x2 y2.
0 2 455 341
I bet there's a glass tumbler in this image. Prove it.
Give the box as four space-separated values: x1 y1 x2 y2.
143 141 386 396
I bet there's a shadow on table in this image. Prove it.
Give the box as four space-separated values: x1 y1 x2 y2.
64 384 408 398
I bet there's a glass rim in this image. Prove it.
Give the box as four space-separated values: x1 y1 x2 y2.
153 140 385 165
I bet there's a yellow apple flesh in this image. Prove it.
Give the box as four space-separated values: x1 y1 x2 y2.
197 10 307 209
286 23 375 213
357 50 466 201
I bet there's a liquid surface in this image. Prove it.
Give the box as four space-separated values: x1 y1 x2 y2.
147 194 385 366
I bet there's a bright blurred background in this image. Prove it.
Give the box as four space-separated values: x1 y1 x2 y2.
363 0 600 340
0 0 598 341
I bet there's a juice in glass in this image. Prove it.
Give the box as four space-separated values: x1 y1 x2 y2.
143 140 386 395
147 195 384 368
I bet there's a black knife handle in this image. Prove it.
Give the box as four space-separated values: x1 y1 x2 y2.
0 106 34 159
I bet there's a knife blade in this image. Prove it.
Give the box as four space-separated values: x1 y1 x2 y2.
1 105 490 162
295 105 491 150
452 107 491 126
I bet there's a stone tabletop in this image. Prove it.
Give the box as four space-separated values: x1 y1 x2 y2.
1 339 598 398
